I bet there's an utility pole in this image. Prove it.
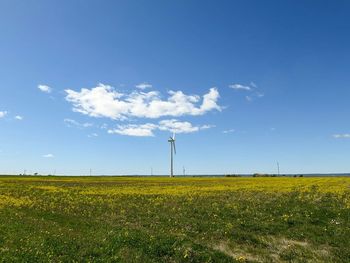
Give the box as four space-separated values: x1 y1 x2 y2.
183 166 186 176
277 162 280 176
89 168 92 176
151 167 153 176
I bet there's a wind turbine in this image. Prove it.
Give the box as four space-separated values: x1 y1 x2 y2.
168 133 176 177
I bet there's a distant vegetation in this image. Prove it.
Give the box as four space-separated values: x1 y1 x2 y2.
252 173 304 177
225 174 241 177
0 176 349 262
252 173 278 177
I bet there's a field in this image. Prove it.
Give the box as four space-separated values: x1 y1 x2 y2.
0 176 349 262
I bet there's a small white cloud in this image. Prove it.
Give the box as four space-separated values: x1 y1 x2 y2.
135 82 152 90
200 124 215 130
15 115 23 120
43 153 54 158
64 118 93 128
108 123 157 137
38 84 52 93
158 119 200 133
0 111 7 118
333 134 350 139
229 84 252 91
230 82 264 102
223 129 235 134
88 133 98 138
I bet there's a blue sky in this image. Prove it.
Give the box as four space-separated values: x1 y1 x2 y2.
0 0 349 175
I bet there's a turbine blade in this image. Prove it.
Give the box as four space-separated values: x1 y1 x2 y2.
173 141 176 154
172 132 176 140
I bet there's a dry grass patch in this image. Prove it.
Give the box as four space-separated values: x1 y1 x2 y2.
213 241 261 262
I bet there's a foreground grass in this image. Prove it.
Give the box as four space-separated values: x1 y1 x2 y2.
0 176 349 262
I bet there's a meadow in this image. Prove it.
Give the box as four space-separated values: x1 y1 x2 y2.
0 176 349 262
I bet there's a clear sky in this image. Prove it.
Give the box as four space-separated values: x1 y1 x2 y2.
0 0 349 175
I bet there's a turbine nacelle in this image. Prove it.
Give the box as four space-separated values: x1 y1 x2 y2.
168 133 176 142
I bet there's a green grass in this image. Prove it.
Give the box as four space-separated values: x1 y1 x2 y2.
0 176 349 262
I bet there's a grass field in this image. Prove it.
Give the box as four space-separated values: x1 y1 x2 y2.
0 176 349 262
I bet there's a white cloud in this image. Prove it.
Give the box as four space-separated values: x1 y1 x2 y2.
230 82 264 102
158 119 200 133
65 84 221 120
229 84 252 91
64 118 93 128
158 119 214 133
108 119 214 137
43 153 54 158
201 124 215 130
135 82 152 90
108 123 157 137
333 134 350 139
0 111 7 118
38 84 52 93
223 129 235 134
15 115 23 120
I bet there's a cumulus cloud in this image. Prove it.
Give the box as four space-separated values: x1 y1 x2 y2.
15 115 23 120
108 119 214 137
0 111 7 118
108 123 157 137
38 84 52 93
333 134 350 139
88 133 98 138
158 119 213 133
43 153 54 158
64 118 93 128
229 84 252 91
65 84 221 120
158 119 200 133
135 82 152 90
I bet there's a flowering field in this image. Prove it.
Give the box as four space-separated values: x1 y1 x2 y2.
0 176 349 262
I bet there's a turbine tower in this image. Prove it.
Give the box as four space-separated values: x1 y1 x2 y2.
168 133 176 177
